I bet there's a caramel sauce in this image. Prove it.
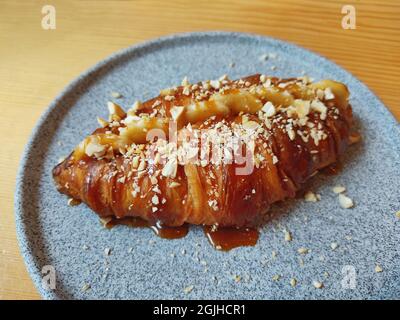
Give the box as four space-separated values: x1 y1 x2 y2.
105 217 189 239
321 161 342 176
203 226 259 251
105 217 258 250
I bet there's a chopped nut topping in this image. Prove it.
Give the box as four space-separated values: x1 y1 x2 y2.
304 191 319 202
81 283 91 292
151 195 159 205
210 80 221 89
375 265 383 273
242 120 260 131
100 217 112 227
67 198 81 206
332 185 346 194
324 87 335 100
160 88 175 96
169 181 181 188
297 247 309 254
284 230 292 242
85 138 106 158
107 101 126 119
338 193 354 209
262 101 276 117
164 95 175 101
111 91 122 99
129 101 141 114
162 158 178 178
183 285 194 294
330 242 338 250
137 160 146 171
290 278 297 287
311 100 327 120
97 117 109 128
182 86 190 96
272 274 281 281
313 281 323 289
181 76 189 86
170 106 185 121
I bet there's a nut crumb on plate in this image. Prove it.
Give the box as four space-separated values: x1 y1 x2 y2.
332 185 346 194
313 281 324 289
375 265 383 273
298 247 309 254
284 230 292 242
81 283 91 292
111 91 122 98
67 198 81 206
304 191 320 202
338 193 354 208
183 285 194 294
272 274 281 281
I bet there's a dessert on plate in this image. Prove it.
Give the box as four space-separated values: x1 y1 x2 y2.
53 74 358 239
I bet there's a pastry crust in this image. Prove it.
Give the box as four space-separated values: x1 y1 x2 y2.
53 74 355 227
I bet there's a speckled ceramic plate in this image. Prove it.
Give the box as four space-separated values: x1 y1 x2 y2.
15 32 400 300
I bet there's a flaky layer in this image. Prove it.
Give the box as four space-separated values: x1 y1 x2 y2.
53 74 355 227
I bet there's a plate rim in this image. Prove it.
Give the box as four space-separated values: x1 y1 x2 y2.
14 31 400 300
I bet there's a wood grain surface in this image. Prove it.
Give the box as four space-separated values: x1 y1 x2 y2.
0 0 398 300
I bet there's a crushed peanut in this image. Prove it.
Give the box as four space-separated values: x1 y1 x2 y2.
332 185 346 194
338 193 354 209
375 265 383 273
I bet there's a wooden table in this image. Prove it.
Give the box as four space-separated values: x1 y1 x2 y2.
0 0 398 300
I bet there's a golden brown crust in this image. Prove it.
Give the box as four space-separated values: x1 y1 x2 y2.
53 74 355 227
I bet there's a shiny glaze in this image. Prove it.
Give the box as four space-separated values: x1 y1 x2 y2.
320 161 342 176
104 216 258 250
203 225 259 251
52 74 357 248
105 217 189 239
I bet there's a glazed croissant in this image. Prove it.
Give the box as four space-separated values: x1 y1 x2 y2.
53 74 356 227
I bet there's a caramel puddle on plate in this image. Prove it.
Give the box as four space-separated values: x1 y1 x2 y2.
105 217 189 239
105 217 259 250
203 226 259 251
320 161 342 176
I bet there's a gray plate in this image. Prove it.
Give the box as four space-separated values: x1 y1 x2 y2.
15 32 400 300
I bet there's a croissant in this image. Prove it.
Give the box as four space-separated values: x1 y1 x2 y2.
53 74 356 227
